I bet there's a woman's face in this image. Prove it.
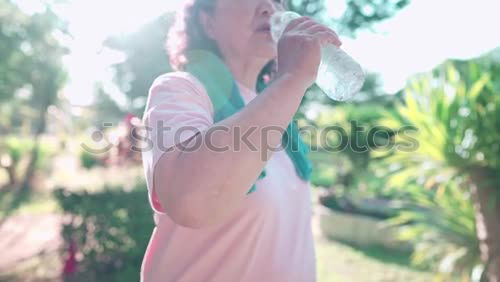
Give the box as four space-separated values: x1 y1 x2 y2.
202 0 285 62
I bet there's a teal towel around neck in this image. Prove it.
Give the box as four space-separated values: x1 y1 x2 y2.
183 49 313 194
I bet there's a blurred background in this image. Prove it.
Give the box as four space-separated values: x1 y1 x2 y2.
1 0 499 281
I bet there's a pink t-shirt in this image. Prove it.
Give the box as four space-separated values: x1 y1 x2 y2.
141 71 316 282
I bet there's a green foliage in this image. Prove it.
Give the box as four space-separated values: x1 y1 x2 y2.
387 180 481 280
378 54 500 280
288 0 325 17
379 58 500 189
306 100 397 195
0 0 67 100
92 85 127 125
0 136 56 170
2 137 29 164
79 150 100 170
34 140 57 170
53 183 154 282
0 0 67 141
309 154 338 187
339 0 411 36
288 0 411 37
0 0 30 101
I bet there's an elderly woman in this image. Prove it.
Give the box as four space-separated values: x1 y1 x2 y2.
140 0 341 281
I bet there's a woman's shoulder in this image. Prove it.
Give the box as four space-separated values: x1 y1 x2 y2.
146 71 214 117
150 71 207 97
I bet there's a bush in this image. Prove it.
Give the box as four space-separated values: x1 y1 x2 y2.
306 103 396 195
36 140 58 172
79 150 101 170
0 136 57 185
2 137 29 164
53 182 154 282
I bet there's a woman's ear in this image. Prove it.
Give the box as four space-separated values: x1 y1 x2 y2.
199 10 216 40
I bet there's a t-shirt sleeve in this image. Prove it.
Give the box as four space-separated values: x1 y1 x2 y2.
141 72 214 214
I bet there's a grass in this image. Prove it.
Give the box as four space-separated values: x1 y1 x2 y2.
335 240 414 269
0 190 60 218
315 237 434 282
310 188 434 282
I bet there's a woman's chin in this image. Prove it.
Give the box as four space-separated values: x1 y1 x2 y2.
249 33 278 58
253 44 278 60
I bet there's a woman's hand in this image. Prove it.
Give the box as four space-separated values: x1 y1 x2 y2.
276 17 342 89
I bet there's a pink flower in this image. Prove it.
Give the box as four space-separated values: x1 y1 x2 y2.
62 239 78 276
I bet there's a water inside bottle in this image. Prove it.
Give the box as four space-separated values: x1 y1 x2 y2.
270 11 365 101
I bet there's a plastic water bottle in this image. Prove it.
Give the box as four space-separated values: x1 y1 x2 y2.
270 11 365 101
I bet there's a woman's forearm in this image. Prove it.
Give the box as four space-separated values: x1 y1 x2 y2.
159 73 308 228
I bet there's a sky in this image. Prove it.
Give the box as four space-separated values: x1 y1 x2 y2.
339 0 500 92
16 0 500 106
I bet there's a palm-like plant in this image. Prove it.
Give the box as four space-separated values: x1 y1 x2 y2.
388 180 480 280
380 56 500 281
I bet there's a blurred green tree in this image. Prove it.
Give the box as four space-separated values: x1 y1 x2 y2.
0 0 67 208
101 14 174 118
92 83 128 124
289 0 410 36
337 0 410 36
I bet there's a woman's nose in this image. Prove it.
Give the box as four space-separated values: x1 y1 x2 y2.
257 0 278 16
